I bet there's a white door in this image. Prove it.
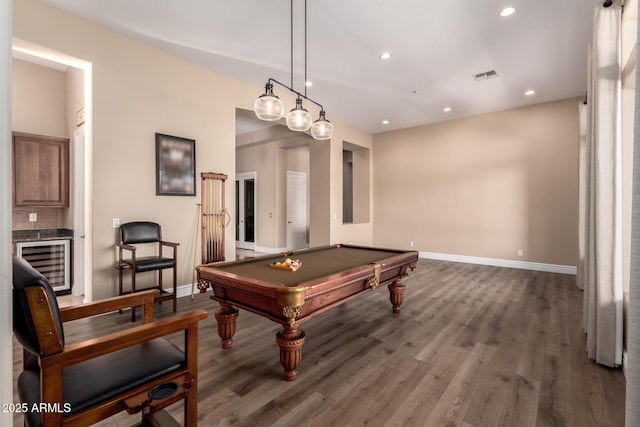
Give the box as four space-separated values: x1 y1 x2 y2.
236 172 256 250
72 127 85 297
287 171 308 250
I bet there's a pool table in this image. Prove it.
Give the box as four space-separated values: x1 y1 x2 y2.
196 244 419 380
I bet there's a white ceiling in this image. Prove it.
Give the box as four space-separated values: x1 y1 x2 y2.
40 0 598 134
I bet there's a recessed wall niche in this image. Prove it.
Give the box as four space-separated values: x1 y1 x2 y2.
343 141 370 224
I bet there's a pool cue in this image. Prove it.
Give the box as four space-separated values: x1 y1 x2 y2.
208 178 215 262
200 176 205 265
205 177 209 263
191 203 201 299
214 179 220 261
213 179 218 261
205 178 211 263
220 177 227 261
216 179 221 260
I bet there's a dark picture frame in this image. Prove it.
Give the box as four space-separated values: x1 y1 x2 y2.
155 133 196 196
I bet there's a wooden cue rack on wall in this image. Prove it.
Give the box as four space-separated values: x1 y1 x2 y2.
201 172 230 265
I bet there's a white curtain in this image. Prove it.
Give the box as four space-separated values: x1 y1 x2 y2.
578 101 588 292
579 1 623 367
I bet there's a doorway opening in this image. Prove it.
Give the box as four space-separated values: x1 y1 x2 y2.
12 39 93 301
236 172 256 251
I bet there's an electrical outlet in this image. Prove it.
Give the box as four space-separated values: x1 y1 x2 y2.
410 241 415 247
112 218 120 228
29 213 37 222
517 249 523 257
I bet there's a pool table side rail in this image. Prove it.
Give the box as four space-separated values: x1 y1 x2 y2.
294 258 413 324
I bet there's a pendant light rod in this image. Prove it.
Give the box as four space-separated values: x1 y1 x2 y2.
290 0 294 88
290 0 309 97
266 77 326 113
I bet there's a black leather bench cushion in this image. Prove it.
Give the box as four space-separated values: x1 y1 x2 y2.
18 338 184 427
122 256 176 272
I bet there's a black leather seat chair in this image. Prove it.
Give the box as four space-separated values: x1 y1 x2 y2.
13 256 207 426
117 221 179 321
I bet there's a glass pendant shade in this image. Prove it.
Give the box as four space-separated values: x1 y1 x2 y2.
286 98 313 131
310 111 334 140
254 84 284 121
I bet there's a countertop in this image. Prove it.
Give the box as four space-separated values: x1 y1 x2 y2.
13 228 74 242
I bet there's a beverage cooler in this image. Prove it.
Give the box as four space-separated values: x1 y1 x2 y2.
16 239 71 293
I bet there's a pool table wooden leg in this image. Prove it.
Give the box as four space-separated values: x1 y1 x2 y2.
215 303 239 349
276 325 306 381
388 279 405 313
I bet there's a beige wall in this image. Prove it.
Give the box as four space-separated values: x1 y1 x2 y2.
13 0 372 300
11 58 72 230
237 143 278 249
373 98 581 266
282 145 311 247
12 58 66 137
309 140 331 246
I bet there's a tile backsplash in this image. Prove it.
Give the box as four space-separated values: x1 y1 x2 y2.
13 208 69 230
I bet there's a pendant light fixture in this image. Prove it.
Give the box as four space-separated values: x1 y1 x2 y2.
253 0 333 141
286 96 313 131
310 110 334 140
254 82 284 121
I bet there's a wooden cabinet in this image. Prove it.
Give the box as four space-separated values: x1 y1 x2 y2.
13 132 69 207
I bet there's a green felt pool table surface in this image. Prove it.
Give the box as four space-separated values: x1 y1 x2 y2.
209 245 408 287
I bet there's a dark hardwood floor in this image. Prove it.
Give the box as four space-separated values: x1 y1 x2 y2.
13 259 626 426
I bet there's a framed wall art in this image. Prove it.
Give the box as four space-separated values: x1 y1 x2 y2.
155 133 196 196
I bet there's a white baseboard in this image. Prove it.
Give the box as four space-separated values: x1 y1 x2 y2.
175 283 195 299
419 251 577 275
253 245 289 254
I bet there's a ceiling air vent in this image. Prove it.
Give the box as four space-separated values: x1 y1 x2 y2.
473 70 498 81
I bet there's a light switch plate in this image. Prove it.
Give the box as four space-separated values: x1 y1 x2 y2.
76 107 85 126
29 213 37 222
112 218 120 228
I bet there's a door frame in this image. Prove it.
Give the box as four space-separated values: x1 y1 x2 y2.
72 126 85 297
236 172 257 250
12 40 94 302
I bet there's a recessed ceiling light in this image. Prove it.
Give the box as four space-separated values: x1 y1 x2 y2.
499 6 516 17
382 120 390 125
443 107 452 112
525 89 536 96
379 52 392 60
305 81 313 87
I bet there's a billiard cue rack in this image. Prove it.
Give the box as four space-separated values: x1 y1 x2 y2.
201 172 230 265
